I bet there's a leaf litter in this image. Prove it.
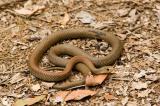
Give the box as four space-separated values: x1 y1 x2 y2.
0 0 160 106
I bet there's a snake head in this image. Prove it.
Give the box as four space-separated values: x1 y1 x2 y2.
96 66 116 74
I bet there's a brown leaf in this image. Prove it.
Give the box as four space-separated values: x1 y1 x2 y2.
54 90 97 102
104 93 118 101
85 74 107 86
65 90 97 101
54 91 70 103
14 5 45 16
14 95 46 106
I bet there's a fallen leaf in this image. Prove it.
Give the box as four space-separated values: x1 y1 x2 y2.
28 28 51 41
151 53 160 62
104 93 118 101
76 11 95 24
30 84 40 92
131 81 148 90
105 102 118 106
14 95 46 106
121 97 128 106
54 91 70 103
90 20 115 29
8 92 25 98
54 90 97 103
14 8 33 15
1 97 12 106
65 90 97 101
41 82 55 88
14 5 45 16
155 9 160 24
145 74 159 81
138 89 152 98
0 64 7 72
115 85 128 96
59 13 70 25
85 74 107 86
117 8 130 17
9 73 24 84
127 101 137 106
133 70 146 81
126 9 139 24
24 0 33 8
62 0 74 7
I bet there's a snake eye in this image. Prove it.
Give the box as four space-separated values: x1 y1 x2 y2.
104 67 109 70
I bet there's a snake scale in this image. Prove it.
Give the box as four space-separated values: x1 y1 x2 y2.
28 28 123 89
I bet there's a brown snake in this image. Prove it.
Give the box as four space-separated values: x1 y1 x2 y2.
28 28 123 89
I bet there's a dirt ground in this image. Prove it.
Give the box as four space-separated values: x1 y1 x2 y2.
0 0 160 106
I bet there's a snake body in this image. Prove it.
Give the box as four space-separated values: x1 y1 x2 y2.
28 28 123 89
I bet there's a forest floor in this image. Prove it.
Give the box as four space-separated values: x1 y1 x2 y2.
0 0 160 106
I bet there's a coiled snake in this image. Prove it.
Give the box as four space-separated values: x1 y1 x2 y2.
28 28 123 89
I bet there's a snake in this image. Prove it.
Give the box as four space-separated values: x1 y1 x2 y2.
28 28 123 89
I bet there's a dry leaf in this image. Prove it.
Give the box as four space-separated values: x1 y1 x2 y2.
155 9 160 24
1 97 12 106
104 93 118 101
14 8 33 15
54 90 97 102
85 74 107 86
138 89 152 98
14 95 46 106
116 85 128 96
121 97 128 106
30 84 40 92
145 74 159 81
151 53 160 62
60 13 70 25
76 11 95 24
90 20 115 29
9 73 24 84
24 0 33 8
62 0 74 7
28 28 51 41
65 90 97 101
117 8 130 17
133 70 146 81
54 91 70 103
127 101 137 106
126 9 139 24
41 82 55 88
0 64 7 72
14 5 45 16
131 81 148 90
